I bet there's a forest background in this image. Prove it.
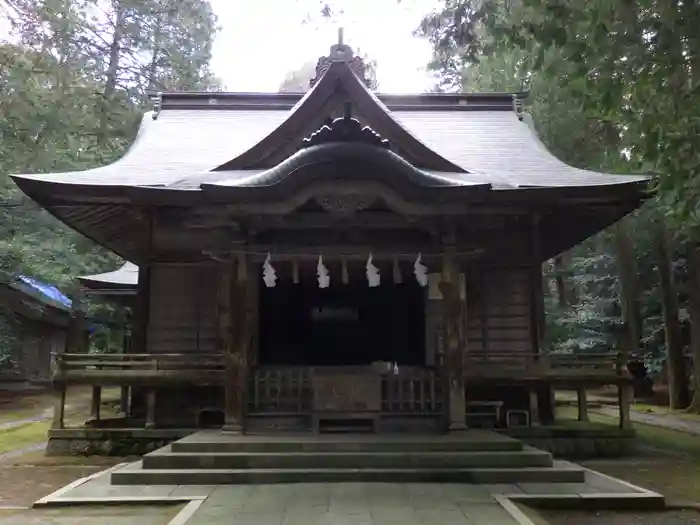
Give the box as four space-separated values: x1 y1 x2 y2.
1 0 699 410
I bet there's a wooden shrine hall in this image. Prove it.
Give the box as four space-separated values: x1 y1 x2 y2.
12 37 647 439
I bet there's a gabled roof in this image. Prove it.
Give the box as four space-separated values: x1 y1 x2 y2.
11 92 647 192
9 39 648 261
10 39 647 194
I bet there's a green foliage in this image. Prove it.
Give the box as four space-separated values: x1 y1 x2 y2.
548 245 625 353
0 0 219 356
418 0 694 374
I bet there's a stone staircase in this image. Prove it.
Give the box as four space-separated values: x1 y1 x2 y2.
111 430 586 485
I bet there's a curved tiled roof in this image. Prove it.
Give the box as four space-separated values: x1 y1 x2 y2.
9 54 647 262
12 104 647 191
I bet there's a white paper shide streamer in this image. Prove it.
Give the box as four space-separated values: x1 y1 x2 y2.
262 253 277 288
366 253 380 287
413 253 428 287
317 255 330 288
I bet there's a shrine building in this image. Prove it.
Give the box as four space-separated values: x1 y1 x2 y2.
12 38 647 447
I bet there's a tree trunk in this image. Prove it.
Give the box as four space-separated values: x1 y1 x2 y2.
614 222 641 357
99 6 126 142
553 251 576 308
542 259 552 298
147 14 163 91
553 255 568 308
686 245 700 412
655 219 690 409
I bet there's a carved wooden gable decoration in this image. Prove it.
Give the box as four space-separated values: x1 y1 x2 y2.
309 29 372 89
302 115 390 150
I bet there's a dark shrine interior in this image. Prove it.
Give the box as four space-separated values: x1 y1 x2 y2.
258 270 426 366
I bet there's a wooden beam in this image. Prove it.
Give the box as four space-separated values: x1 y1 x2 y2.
203 245 485 262
179 210 515 231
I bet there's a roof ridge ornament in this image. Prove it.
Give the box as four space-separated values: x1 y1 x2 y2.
512 94 524 121
310 27 371 88
151 92 163 120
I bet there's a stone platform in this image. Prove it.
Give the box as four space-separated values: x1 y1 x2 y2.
30 432 665 525
33 466 666 525
111 430 587 486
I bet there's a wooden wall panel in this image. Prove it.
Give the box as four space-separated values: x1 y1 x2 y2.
466 266 533 354
147 264 220 354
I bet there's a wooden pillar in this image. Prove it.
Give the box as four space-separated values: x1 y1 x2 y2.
90 386 101 420
65 288 87 354
132 209 152 426
145 389 156 429
249 272 260 367
577 386 589 422
132 272 151 354
119 387 129 415
51 384 66 429
529 215 548 422
439 240 467 432
618 382 633 430
131 208 152 356
120 307 131 415
528 387 540 426
530 215 545 352
223 254 251 433
549 386 557 421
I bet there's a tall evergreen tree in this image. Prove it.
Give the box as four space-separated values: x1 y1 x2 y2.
0 0 220 360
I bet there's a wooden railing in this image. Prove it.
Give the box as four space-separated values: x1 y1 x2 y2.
381 368 443 414
53 353 225 385
54 350 625 390
247 366 312 415
463 350 624 380
547 352 623 372
246 366 444 416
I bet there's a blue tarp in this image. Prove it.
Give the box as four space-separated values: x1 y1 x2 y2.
13 275 95 333
18 275 72 309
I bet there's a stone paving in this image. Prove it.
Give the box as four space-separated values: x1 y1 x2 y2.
188 483 519 525
24 459 665 525
0 505 181 525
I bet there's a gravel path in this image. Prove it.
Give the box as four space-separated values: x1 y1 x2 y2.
0 409 53 432
593 406 700 436
0 443 47 463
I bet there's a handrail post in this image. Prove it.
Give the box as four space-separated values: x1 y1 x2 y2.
144 359 158 429
90 386 101 421
51 382 66 430
577 386 589 422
